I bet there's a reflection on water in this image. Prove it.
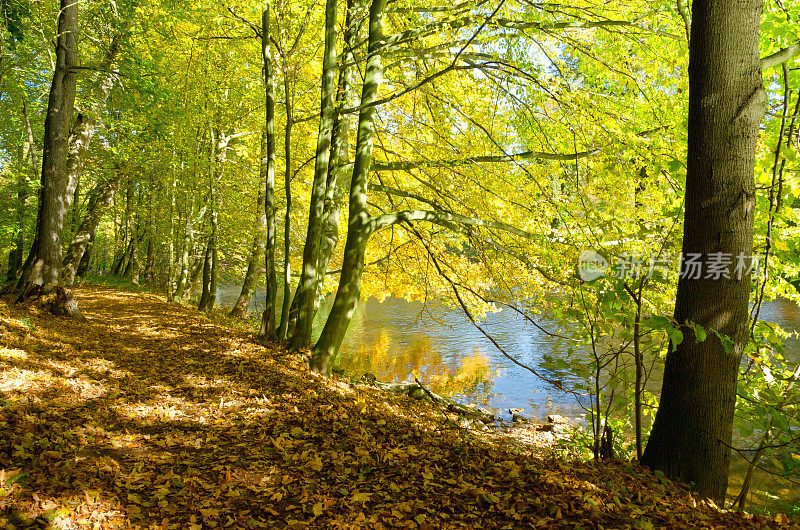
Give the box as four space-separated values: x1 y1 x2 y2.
217 285 799 513
215 286 579 418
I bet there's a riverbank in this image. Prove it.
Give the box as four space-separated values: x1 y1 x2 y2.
0 285 793 528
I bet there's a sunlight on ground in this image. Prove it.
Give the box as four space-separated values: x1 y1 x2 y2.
0 286 788 528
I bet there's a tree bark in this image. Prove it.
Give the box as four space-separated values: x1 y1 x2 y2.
277 52 295 340
141 175 157 284
16 0 78 294
198 238 213 311
290 0 339 350
312 0 361 317
640 0 765 504
311 0 388 371
172 199 196 301
122 180 139 284
75 230 94 278
258 6 278 337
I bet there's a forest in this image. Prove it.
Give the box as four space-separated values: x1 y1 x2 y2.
1 0 800 526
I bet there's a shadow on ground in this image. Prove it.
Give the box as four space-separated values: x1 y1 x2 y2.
0 285 788 529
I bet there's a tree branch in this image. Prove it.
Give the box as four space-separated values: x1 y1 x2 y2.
369 208 536 240
371 148 598 171
761 42 800 70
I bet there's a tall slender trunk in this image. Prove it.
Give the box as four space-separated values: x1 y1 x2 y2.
17 0 78 293
290 0 339 349
259 5 278 337
208 207 218 312
641 0 765 503
8 98 36 281
277 58 295 340
122 180 139 283
198 126 228 314
313 0 361 309
311 0 387 371
167 159 177 301
141 175 156 284
174 196 205 301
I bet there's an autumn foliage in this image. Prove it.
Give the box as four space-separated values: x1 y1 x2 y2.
0 286 793 528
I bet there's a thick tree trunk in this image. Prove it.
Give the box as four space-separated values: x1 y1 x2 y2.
290 0 339 350
62 175 122 285
640 0 765 504
259 6 278 337
311 0 387 371
17 0 78 294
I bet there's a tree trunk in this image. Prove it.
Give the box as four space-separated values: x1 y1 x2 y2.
311 0 387 372
277 55 295 340
198 238 213 311
62 175 123 285
167 162 177 301
312 0 360 314
640 0 765 504
230 191 266 319
141 175 157 284
290 0 339 350
8 97 38 282
16 0 78 294
259 5 278 337
122 181 139 284
207 205 219 312
76 229 94 278
173 197 204 301
63 32 124 267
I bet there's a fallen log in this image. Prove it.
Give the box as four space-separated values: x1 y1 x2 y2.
365 377 496 426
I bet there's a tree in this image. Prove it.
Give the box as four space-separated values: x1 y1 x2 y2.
16 0 77 294
640 0 766 503
258 4 277 337
290 0 339 350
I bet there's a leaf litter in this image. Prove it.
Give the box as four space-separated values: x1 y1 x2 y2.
0 285 794 529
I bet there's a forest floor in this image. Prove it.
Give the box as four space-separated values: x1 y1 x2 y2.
0 284 795 529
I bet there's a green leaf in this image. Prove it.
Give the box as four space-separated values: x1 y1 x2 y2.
667 325 683 352
693 323 706 342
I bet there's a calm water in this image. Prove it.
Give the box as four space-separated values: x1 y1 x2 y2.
217 286 799 418
216 285 800 512
216 286 581 418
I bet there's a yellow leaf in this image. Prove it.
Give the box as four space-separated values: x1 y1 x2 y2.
312 502 323 517
307 455 323 472
351 491 372 503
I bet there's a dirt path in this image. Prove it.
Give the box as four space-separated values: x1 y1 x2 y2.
0 285 791 528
